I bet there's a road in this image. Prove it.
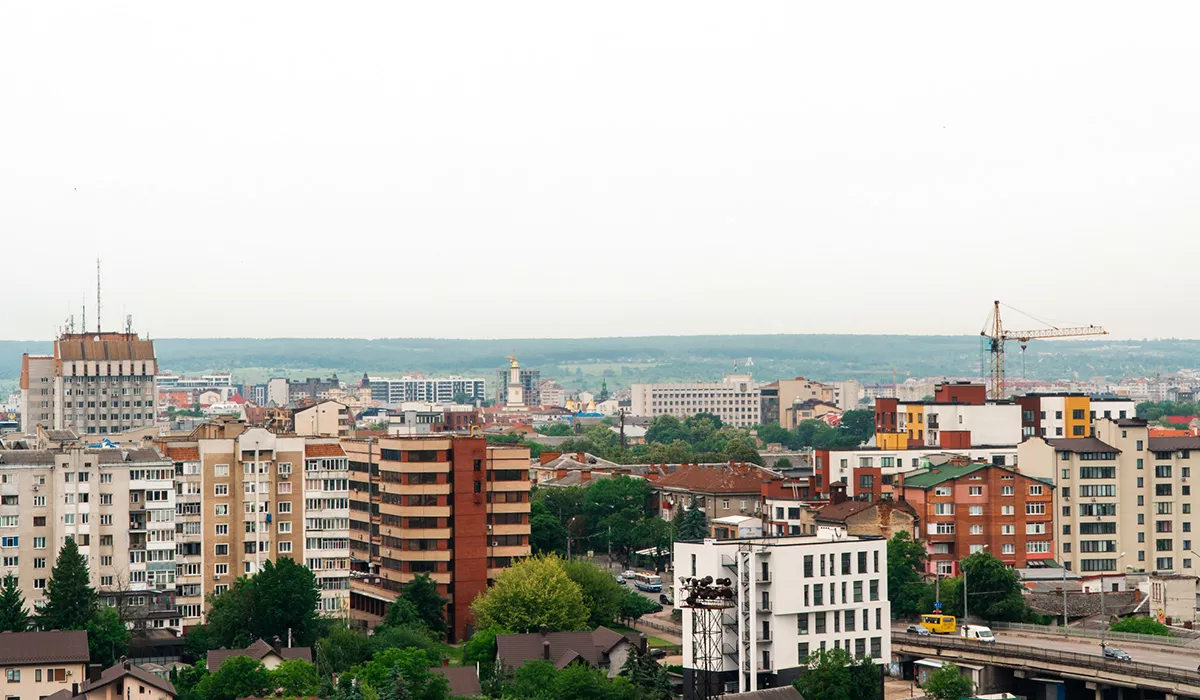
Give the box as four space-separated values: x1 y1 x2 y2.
892 624 1200 672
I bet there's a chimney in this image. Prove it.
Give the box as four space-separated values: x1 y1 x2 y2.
88 664 102 683
542 640 551 660
831 482 847 505
272 635 283 654
581 469 591 483
121 656 130 671
72 683 79 696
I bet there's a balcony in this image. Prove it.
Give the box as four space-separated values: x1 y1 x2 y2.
757 600 772 613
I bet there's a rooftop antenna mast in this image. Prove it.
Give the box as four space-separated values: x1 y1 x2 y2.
81 297 86 337
96 258 101 334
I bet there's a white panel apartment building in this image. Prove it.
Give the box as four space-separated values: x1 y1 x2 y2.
631 375 762 428
675 534 890 696
0 445 180 634
366 376 487 405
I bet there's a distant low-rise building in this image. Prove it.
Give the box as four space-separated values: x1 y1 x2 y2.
631 374 762 428
206 637 312 671
652 463 780 522
497 627 642 679
0 630 90 699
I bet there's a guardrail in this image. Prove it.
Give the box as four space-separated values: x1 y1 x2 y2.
988 620 1200 649
894 634 1200 688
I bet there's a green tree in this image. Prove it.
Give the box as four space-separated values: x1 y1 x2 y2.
400 573 449 638
205 578 256 649
471 554 589 633
674 504 709 542
563 559 625 628
643 439 695 465
530 511 569 555
317 624 377 675
195 655 272 700
345 647 448 700
847 653 882 700
840 409 875 443
39 538 96 631
169 662 208 700
462 626 505 666
539 423 575 437
618 589 661 621
271 658 323 697
887 531 930 618
644 415 690 446
384 596 423 628
722 437 763 464
923 663 975 700
793 648 852 700
183 624 215 657
1110 617 1173 636
618 646 671 699
250 557 322 645
87 606 131 668
772 457 794 470
503 659 558 700
0 573 28 632
959 551 1027 621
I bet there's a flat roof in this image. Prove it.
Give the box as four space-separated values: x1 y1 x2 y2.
680 533 883 547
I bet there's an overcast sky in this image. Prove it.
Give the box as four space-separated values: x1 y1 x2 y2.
3 3 1199 341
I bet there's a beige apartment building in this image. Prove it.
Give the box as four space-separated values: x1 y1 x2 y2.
1019 417 1200 578
156 419 350 628
342 436 531 641
0 442 180 636
0 630 90 699
20 332 158 437
630 375 761 428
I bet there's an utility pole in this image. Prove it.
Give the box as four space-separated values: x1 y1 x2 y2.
618 409 627 450
1062 565 1068 632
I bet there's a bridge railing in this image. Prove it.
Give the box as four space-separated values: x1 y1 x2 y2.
987 620 1199 649
894 634 1200 687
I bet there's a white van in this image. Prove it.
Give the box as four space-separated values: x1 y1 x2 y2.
960 625 996 643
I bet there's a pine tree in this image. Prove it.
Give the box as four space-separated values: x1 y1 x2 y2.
39 538 96 631
0 573 28 632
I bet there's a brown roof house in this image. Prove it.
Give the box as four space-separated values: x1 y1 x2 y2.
496 627 643 679
653 462 781 523
430 665 484 697
813 485 918 540
0 630 90 698
206 638 312 671
44 658 177 700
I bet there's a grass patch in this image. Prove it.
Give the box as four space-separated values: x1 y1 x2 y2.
647 636 674 648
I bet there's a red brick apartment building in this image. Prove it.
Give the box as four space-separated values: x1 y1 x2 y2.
341 436 531 641
900 461 1055 575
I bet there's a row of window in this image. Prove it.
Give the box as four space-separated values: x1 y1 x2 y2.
800 579 881 605
801 550 881 578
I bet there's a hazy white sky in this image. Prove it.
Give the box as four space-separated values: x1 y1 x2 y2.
3 2 1199 341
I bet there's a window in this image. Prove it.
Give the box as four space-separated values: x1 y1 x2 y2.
1001 485 1013 496
1156 465 1173 478
1029 484 1043 496
969 486 982 496
214 564 229 576
970 525 983 535
6 669 19 682
934 487 951 497
1026 503 1046 515
279 541 293 553
1002 505 1014 515
1157 557 1174 571
1027 541 1051 554
1001 524 1014 535
279 502 292 514
279 462 292 475
934 503 955 516
969 506 982 516
970 544 985 554
1002 543 1016 554
1027 522 1046 535
869 580 879 601
33 578 45 589
214 504 228 516
214 544 228 556
935 522 955 535
214 464 229 477
279 521 292 533
214 484 228 496
215 524 228 536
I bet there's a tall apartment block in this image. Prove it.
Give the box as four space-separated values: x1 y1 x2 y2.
676 534 890 698
342 436 531 641
156 419 351 628
631 375 761 428
20 332 158 436
365 376 487 405
0 442 181 640
1020 417 1200 578
494 365 540 407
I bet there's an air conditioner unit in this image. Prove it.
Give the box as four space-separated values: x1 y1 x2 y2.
281 473 289 479
491 541 499 547
31 486 37 492
486 524 493 531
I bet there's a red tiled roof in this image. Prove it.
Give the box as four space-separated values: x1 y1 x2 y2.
653 463 777 494
1166 416 1193 425
305 443 345 458
165 446 199 461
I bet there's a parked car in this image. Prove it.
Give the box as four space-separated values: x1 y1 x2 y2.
648 648 667 659
1103 647 1132 661
906 624 931 636
616 575 626 585
660 592 673 605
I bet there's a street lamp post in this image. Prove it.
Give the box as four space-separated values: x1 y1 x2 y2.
1099 551 1126 646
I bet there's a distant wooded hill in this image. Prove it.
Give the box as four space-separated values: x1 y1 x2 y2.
0 336 1193 393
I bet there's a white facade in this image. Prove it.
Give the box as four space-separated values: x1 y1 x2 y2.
631 375 762 428
367 376 486 404
826 446 1018 497
302 445 351 614
675 535 890 695
266 378 290 407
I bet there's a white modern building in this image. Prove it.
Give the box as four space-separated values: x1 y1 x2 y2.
675 534 890 696
365 376 487 405
631 375 762 428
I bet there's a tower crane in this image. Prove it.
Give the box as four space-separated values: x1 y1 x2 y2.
981 300 1108 400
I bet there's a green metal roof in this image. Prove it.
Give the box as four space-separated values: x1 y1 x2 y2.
900 462 990 489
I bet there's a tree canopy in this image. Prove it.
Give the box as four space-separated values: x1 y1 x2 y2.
1110 617 1173 636
923 663 975 700
792 648 878 700
887 531 929 619
471 554 589 633
203 557 322 650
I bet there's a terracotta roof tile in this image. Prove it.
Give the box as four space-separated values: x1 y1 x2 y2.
305 443 346 458
652 463 779 494
165 446 200 461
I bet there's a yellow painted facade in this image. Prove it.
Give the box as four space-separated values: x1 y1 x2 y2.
1064 395 1091 438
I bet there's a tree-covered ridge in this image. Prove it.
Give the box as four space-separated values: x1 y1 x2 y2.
3 334 1195 389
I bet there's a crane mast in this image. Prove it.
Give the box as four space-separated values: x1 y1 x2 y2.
980 300 1108 400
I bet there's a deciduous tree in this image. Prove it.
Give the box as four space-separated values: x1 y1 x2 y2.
887 531 930 618
471 554 588 633
923 663 975 700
